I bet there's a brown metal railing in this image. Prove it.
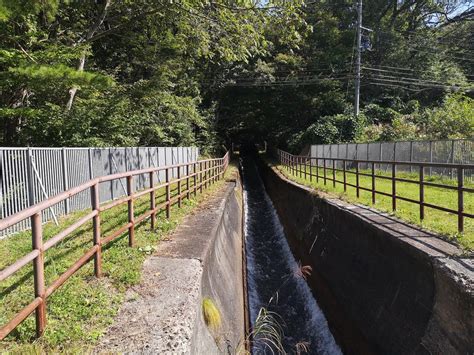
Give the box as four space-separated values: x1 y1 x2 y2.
0 152 229 340
277 149 473 233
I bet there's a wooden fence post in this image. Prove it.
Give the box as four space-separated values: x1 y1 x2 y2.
32 212 46 338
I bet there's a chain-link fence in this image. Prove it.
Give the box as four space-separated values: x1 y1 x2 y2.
310 139 473 179
0 146 199 237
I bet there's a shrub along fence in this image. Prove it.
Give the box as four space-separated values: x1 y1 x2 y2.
278 149 473 233
0 152 229 340
310 139 473 180
0 147 199 237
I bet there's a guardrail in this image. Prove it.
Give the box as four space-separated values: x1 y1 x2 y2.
277 149 473 233
0 152 229 340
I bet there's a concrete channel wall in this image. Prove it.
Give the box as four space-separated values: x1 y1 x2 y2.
96 178 246 353
191 178 247 354
258 158 473 355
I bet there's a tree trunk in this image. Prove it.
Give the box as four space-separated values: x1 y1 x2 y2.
65 0 112 111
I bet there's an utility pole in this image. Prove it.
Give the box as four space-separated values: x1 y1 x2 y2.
354 0 362 117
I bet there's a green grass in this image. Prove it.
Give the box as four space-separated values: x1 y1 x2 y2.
272 160 473 251
0 165 236 353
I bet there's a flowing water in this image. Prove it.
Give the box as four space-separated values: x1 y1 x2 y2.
242 157 342 355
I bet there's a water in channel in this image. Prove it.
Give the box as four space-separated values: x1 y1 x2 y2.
242 157 341 355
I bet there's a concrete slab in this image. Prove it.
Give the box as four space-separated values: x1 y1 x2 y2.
96 257 202 354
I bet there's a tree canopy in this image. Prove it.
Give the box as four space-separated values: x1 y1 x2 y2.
0 0 472 152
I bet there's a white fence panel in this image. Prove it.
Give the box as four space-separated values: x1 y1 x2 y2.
0 146 199 237
310 139 473 179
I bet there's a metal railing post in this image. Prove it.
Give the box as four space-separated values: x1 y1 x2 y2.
177 166 182 208
343 160 346 192
323 159 327 185
429 141 433 176
32 212 46 338
392 163 396 211
186 164 190 199
356 162 360 198
88 148 94 180
126 175 135 247
149 172 156 229
419 166 424 221
458 167 464 232
371 162 376 204
304 158 307 179
91 183 102 277
332 159 336 187
199 162 203 193
316 158 319 183
61 148 70 214
212 160 215 184
166 168 171 218
194 162 198 196
26 148 35 207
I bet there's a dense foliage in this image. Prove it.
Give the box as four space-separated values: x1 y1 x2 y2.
0 1 473 152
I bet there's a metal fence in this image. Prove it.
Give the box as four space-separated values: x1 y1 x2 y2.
310 139 473 179
278 149 474 233
0 152 229 340
0 147 199 237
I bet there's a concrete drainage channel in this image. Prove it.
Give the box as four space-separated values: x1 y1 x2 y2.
256 155 473 354
98 156 472 354
97 178 247 354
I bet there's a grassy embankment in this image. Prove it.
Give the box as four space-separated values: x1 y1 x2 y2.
0 163 236 353
273 161 473 251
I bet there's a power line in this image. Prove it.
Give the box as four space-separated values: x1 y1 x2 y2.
220 75 353 87
362 76 465 90
406 47 474 63
362 67 474 84
361 81 422 92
